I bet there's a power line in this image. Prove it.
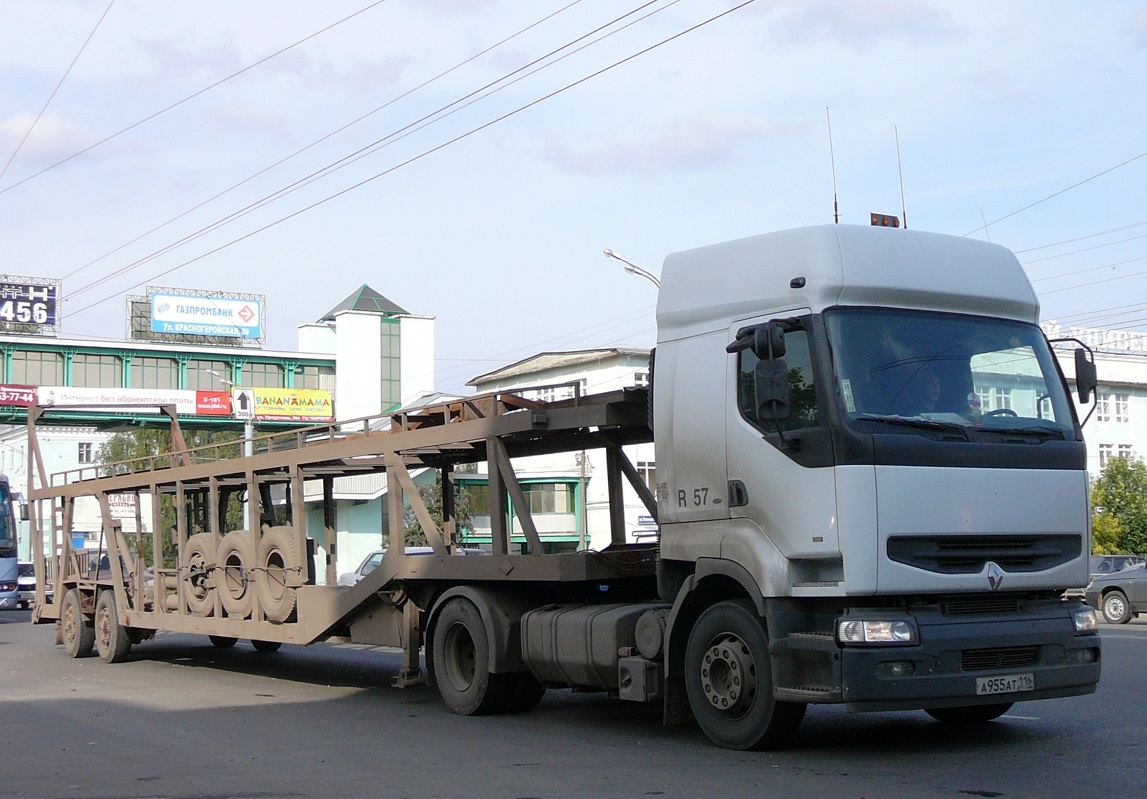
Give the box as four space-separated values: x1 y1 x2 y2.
63 0 714 312
0 0 115 183
1030 254 1147 284
64 0 658 297
1014 219 1147 255
964 150 1147 237
0 0 392 196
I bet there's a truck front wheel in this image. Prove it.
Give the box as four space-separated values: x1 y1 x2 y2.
685 599 806 750
432 598 514 716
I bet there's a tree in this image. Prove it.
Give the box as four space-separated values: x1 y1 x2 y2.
1091 456 1147 555
403 475 474 548
97 428 246 567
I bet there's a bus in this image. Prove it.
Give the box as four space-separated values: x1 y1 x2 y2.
0 475 20 610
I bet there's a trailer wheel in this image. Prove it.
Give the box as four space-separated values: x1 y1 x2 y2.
1102 590 1132 624
182 533 216 616
251 639 282 653
256 526 299 623
925 703 1013 724
684 599 806 750
61 588 94 658
217 531 256 618
432 597 514 715
209 635 238 648
94 590 133 663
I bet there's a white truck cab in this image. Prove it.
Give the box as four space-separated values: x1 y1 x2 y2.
651 224 1100 748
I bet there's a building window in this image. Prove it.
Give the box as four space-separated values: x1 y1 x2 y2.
185 360 231 390
634 371 649 388
1099 443 1114 469
466 483 490 516
78 442 93 464
1114 393 1130 423
11 350 65 385
976 386 1013 413
71 353 121 387
1118 444 1134 460
522 483 573 514
241 361 285 389
380 319 401 411
1097 394 1111 423
637 460 656 492
129 356 178 389
296 364 336 390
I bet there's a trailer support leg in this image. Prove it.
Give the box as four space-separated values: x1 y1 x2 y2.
392 601 425 688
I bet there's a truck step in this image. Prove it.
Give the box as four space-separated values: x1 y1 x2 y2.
779 631 837 652
775 685 839 702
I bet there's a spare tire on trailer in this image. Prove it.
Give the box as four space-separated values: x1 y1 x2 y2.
216 530 256 618
255 526 301 623
182 533 216 616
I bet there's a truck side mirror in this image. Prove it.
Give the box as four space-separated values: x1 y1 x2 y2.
755 358 790 420
1074 348 1097 405
752 324 786 360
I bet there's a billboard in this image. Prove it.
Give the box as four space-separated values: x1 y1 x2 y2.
248 388 333 422
0 384 38 406
0 276 61 335
151 292 263 339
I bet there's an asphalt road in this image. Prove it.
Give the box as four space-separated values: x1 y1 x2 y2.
1 608 1142 799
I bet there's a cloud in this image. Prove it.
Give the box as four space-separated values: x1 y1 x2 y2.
537 114 796 175
0 112 108 169
772 0 960 47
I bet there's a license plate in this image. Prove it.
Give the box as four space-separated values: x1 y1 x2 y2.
975 673 1034 696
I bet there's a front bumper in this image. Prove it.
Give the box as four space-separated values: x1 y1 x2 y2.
839 598 1100 712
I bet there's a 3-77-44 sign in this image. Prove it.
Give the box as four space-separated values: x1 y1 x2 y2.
0 282 57 325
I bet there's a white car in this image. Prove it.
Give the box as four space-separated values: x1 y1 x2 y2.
337 546 486 587
16 562 49 609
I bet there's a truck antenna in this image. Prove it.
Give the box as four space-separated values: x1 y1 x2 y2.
895 125 907 230
827 107 839 224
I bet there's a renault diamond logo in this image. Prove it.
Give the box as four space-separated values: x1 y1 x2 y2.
987 562 1005 591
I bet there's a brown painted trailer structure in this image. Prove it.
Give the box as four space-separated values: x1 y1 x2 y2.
28 388 657 688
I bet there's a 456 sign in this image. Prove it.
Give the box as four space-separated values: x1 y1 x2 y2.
0 281 57 327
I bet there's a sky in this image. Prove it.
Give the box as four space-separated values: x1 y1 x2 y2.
1 0 1146 395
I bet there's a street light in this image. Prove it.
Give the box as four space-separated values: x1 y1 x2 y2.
604 248 660 288
207 370 254 456
208 369 255 528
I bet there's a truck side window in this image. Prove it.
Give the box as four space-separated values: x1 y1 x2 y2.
738 325 819 433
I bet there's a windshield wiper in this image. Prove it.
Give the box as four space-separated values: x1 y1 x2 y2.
983 425 1065 441
855 414 971 440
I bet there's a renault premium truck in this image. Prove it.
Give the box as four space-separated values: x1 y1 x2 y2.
30 224 1100 751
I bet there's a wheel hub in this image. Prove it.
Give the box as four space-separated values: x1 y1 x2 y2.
700 633 758 716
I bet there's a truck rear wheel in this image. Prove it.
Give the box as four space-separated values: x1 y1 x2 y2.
94 590 132 663
432 597 514 716
925 703 1013 724
61 588 94 658
252 639 282 653
684 599 806 750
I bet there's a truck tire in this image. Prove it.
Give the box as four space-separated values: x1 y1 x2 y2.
925 703 1013 724
684 599 806 750
61 588 95 659
1102 590 1132 624
255 526 299 623
94 590 132 663
182 533 216 616
217 531 255 618
251 639 282 653
209 635 238 648
432 597 515 715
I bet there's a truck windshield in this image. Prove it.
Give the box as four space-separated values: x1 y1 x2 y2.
825 308 1075 438
0 481 13 558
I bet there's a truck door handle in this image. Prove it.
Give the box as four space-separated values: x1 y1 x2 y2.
728 480 749 508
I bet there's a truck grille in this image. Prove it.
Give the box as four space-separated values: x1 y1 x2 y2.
942 597 1022 616
962 646 1040 671
887 534 1081 574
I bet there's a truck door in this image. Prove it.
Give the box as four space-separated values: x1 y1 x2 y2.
725 314 840 567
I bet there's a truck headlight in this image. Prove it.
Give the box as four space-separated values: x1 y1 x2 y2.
837 619 917 645
1073 607 1099 633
